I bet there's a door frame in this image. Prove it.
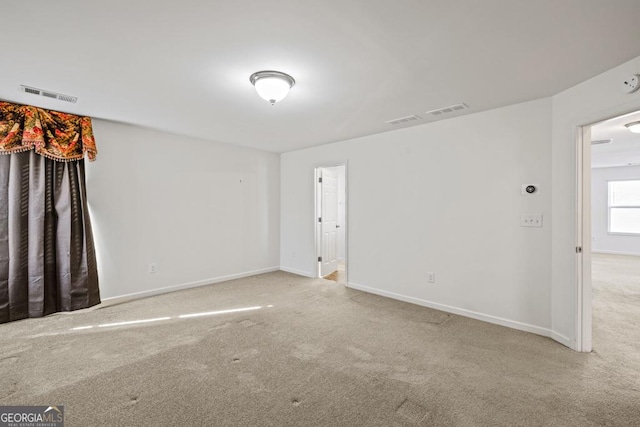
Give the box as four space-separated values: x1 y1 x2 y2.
576 124 592 352
314 162 348 283
576 107 640 352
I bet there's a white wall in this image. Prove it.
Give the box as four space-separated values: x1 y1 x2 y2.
591 166 640 256
551 55 640 349
281 99 553 335
280 53 640 350
87 120 280 300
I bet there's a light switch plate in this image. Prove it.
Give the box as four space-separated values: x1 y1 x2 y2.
521 214 543 227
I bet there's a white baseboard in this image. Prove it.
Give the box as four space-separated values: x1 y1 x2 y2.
347 281 563 343
592 250 640 257
99 269 574 349
279 266 316 278
102 266 280 305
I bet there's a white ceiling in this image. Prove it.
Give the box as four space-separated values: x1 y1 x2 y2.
2 0 640 153
592 111 640 168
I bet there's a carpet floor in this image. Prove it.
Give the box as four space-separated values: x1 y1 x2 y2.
1 255 639 426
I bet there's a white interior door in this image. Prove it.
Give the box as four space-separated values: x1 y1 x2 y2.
320 168 339 277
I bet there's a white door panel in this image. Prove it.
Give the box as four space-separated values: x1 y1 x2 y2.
320 168 339 277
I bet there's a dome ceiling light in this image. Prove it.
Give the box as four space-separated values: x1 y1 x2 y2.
249 70 295 105
625 121 640 134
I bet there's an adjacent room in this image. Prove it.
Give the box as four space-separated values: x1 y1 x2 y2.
590 112 640 367
1 1 640 426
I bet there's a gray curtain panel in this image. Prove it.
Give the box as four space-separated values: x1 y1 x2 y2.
0 151 100 324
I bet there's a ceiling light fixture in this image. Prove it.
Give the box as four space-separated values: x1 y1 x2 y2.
249 70 295 105
591 139 613 145
625 121 640 133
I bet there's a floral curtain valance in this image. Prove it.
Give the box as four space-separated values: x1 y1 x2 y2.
0 101 97 162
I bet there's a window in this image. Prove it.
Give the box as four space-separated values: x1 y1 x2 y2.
608 180 640 234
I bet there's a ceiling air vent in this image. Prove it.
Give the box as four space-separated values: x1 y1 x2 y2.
385 115 422 126
591 139 613 145
20 85 78 103
56 94 78 103
23 86 40 95
426 103 468 116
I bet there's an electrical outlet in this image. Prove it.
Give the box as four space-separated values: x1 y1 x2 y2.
427 272 435 283
149 263 157 274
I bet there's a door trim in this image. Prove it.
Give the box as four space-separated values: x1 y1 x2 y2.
314 162 348 284
575 107 640 352
576 125 592 352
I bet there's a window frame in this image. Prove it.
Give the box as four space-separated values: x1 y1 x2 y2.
607 178 640 236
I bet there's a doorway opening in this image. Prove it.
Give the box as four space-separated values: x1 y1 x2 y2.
578 109 640 354
315 164 347 285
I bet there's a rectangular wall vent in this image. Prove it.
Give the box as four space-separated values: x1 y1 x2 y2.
426 103 468 116
20 85 77 103
385 115 422 126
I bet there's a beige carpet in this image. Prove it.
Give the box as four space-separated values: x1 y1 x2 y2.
0 258 639 426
